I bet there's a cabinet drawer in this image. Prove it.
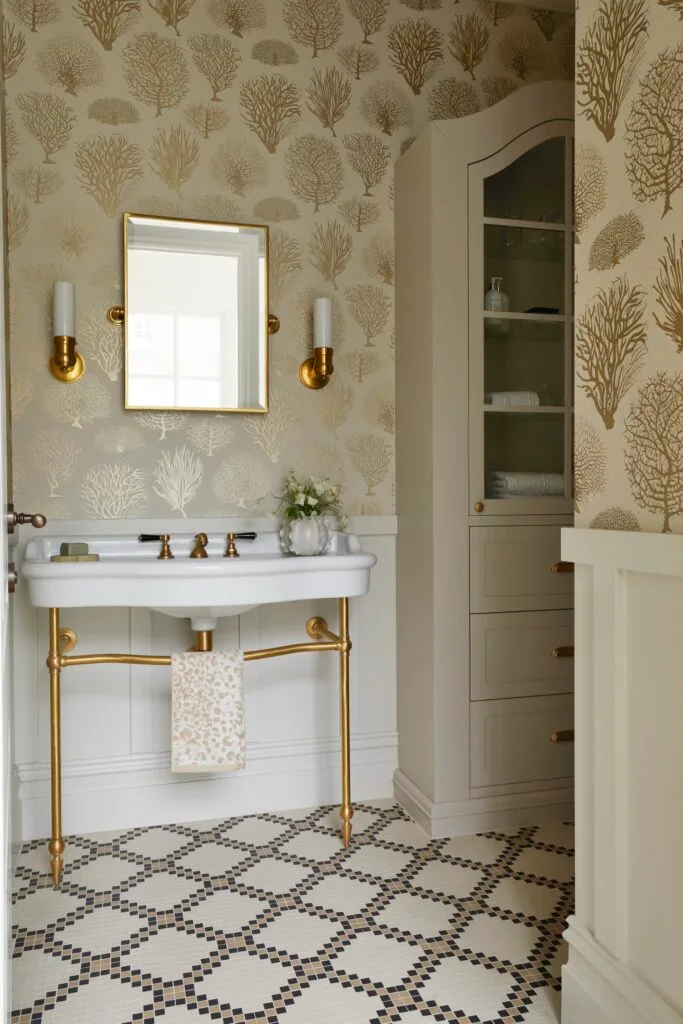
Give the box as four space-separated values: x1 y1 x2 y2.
470 610 573 701
470 694 574 789
470 525 573 613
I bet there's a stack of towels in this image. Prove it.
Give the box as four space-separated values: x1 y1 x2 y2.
487 471 564 498
485 391 540 407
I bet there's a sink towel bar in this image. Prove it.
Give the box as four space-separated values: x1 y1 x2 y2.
45 599 353 888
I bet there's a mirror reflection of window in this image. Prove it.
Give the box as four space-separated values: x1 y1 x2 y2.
124 215 268 412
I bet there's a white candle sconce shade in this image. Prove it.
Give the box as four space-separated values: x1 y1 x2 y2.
49 281 84 382
300 296 334 390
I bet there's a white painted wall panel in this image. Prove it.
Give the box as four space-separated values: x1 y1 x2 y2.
561 529 683 1024
624 572 683 1014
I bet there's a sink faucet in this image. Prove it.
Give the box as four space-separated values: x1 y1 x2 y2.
190 533 209 559
138 533 174 559
224 532 257 558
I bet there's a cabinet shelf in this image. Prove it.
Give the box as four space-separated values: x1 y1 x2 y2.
483 405 567 414
484 216 566 232
484 311 565 322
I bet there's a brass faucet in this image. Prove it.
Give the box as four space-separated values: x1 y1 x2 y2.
158 534 174 560
190 533 209 558
225 533 239 558
224 531 257 558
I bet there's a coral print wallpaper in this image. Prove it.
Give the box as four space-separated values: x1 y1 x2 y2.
4 0 571 520
575 0 683 533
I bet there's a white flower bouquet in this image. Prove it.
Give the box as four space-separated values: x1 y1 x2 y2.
276 470 347 528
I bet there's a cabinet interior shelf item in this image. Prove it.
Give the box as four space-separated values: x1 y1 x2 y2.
483 405 567 414
483 311 565 323
484 217 566 232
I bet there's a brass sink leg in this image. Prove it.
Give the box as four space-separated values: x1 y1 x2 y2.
41 597 356 880
47 608 64 887
194 630 213 652
338 597 353 848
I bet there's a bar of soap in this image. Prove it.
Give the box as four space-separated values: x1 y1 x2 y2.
50 554 100 562
60 542 89 556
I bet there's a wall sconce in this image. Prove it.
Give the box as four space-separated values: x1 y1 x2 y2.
300 297 334 390
49 282 84 382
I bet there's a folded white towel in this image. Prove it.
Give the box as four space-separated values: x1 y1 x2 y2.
487 471 564 497
485 391 541 407
171 651 245 773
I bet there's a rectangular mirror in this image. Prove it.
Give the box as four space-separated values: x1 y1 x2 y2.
124 213 269 413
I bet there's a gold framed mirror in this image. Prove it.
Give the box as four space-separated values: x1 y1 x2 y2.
123 213 270 413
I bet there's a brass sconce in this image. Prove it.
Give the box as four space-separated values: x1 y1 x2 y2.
107 307 280 335
49 282 84 382
300 297 334 390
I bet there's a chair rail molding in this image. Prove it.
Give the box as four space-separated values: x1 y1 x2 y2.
560 527 683 1024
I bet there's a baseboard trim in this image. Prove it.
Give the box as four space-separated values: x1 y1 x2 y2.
393 770 574 838
18 732 398 840
562 921 683 1024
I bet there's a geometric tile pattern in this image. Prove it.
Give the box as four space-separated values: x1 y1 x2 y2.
11 804 573 1023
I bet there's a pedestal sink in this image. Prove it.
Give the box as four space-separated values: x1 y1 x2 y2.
21 529 376 629
20 528 377 886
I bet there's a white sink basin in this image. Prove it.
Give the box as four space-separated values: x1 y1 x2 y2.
21 530 376 628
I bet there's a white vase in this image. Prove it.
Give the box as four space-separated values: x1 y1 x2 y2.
281 517 330 556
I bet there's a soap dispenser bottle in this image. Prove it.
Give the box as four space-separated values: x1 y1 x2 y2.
485 276 509 333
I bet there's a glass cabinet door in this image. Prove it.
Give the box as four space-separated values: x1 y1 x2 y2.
470 130 573 513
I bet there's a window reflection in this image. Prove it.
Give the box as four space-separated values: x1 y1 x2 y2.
124 215 267 412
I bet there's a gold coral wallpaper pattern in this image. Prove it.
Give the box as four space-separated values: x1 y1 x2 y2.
5 0 571 520
575 0 683 533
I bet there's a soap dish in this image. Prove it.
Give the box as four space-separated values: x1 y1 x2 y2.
50 554 100 562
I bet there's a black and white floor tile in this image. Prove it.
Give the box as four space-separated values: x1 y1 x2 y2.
11 804 573 1024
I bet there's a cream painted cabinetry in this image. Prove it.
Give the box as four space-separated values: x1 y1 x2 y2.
394 82 574 837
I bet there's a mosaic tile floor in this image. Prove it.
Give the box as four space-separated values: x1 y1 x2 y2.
11 804 573 1024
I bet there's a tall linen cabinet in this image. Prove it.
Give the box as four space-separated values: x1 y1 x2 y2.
394 82 575 837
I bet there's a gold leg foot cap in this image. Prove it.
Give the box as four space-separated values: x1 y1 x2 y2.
48 838 65 888
340 809 353 849
50 857 63 888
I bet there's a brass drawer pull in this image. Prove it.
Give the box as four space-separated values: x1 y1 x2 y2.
550 729 574 743
552 645 574 658
550 560 574 574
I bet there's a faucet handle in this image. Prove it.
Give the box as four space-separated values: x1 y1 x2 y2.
158 534 174 560
190 533 209 559
224 532 256 558
225 533 239 558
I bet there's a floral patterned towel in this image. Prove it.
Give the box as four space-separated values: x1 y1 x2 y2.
171 651 245 773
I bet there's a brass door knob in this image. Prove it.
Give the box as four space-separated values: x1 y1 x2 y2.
474 501 485 513
7 504 47 532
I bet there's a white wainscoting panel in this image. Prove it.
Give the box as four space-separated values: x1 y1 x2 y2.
13 517 397 841
561 528 683 1024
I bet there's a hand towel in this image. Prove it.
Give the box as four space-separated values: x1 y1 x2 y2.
487 471 564 497
171 651 245 773
485 391 541 407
